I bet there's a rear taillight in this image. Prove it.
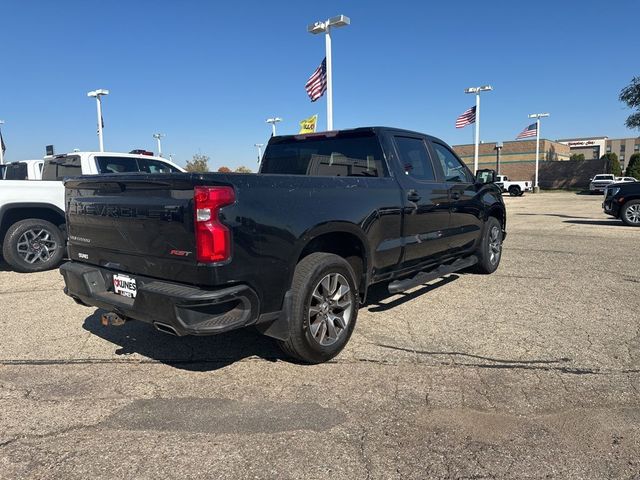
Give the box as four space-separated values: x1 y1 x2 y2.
194 186 235 263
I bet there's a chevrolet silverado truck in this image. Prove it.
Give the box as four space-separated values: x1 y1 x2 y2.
589 174 616 193
0 151 183 273
60 127 506 363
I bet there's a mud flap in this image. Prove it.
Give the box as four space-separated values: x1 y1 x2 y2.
255 290 293 341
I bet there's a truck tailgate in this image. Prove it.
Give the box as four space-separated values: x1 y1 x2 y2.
65 174 220 284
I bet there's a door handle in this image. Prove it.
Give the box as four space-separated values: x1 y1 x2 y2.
451 191 461 200
407 190 421 202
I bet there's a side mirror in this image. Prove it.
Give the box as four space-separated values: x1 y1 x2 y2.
475 169 496 185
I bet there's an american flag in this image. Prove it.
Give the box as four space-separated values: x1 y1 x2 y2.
516 123 537 139
455 106 476 129
305 58 327 102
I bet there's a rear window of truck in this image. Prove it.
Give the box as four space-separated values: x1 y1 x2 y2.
4 163 28 180
42 155 82 180
261 133 388 177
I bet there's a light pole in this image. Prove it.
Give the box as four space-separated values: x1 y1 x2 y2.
266 117 282 136
308 14 350 131
464 85 493 172
494 142 503 174
87 89 109 152
254 143 264 164
528 112 550 193
153 133 165 157
0 120 5 165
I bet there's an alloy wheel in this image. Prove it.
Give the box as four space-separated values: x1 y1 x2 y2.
308 273 353 346
625 204 640 224
488 226 502 265
16 228 58 265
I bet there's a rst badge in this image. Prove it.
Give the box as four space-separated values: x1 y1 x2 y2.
169 249 192 257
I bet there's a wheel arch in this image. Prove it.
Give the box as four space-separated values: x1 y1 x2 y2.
487 203 506 231
0 203 66 241
294 223 371 300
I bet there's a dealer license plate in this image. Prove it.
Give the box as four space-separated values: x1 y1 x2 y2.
113 274 137 298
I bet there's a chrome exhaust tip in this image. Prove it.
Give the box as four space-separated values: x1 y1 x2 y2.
154 322 178 336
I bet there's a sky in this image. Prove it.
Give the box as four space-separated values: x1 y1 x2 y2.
1 0 638 170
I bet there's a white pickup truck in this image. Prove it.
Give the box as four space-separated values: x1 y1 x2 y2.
589 174 616 193
494 175 532 196
0 151 183 273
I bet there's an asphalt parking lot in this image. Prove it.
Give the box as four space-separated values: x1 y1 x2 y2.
1 191 639 479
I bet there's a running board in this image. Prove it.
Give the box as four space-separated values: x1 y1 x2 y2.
387 255 478 294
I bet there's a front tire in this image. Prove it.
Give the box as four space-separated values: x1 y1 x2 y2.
278 253 358 364
620 200 640 227
472 216 503 274
2 219 65 273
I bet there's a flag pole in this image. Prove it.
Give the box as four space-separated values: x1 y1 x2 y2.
528 112 549 193
534 118 540 192
474 93 480 172
325 27 333 131
0 120 5 165
96 96 104 152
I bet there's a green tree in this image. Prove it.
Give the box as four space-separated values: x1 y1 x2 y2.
601 152 622 176
626 153 640 180
570 153 585 161
619 77 640 130
185 154 210 173
234 166 252 173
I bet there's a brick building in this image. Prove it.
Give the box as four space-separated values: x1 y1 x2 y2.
452 139 570 182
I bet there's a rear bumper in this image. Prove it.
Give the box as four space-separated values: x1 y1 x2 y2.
60 261 260 336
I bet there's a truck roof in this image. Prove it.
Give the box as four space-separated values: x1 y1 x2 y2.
45 151 168 162
269 126 447 144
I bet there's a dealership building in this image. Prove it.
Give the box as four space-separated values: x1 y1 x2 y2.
453 135 640 187
453 139 570 179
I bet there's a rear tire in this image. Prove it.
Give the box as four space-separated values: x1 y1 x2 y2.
2 219 65 273
472 216 503 274
508 185 521 196
620 200 640 227
278 253 358 364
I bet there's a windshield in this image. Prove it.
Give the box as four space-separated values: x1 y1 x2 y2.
96 156 180 174
593 175 614 180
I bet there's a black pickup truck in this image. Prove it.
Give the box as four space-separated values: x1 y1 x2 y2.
60 127 506 363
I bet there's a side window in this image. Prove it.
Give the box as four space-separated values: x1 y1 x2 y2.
432 142 473 183
393 136 435 181
139 159 180 173
96 156 142 174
